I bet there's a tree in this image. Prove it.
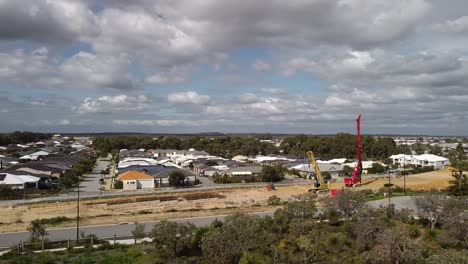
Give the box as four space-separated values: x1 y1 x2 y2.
340 165 353 177
260 165 284 182
28 219 48 242
367 227 422 264
367 162 386 174
114 180 123 189
201 214 275 264
131 222 146 244
323 191 365 219
274 200 317 226
414 194 446 229
447 143 468 196
150 220 195 257
168 171 186 187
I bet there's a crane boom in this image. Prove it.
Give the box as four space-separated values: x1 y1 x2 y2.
307 150 329 192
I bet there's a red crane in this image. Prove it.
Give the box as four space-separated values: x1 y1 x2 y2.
344 114 362 187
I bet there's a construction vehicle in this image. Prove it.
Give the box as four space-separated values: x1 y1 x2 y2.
344 114 363 187
307 150 331 193
266 184 277 191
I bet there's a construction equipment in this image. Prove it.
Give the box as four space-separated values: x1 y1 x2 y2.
266 184 277 191
344 114 363 187
307 150 331 193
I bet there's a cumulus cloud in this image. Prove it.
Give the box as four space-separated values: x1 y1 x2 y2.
77 94 153 114
0 0 98 44
168 91 211 105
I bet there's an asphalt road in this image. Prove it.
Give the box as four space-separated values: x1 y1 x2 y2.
0 196 419 247
0 212 273 247
79 158 110 193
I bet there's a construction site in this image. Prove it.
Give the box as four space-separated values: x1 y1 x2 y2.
0 166 453 233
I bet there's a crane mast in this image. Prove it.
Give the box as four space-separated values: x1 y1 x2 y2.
345 114 362 187
307 150 330 192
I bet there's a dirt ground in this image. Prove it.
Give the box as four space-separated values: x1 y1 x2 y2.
0 168 453 232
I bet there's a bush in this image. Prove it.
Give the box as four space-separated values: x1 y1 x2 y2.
39 216 73 225
408 225 421 238
114 180 123 189
267 195 281 206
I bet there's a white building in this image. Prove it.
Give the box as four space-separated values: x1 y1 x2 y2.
0 173 40 189
117 171 155 190
389 154 450 169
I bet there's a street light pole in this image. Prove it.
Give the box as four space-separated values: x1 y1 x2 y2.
403 156 406 195
388 167 391 206
76 179 80 243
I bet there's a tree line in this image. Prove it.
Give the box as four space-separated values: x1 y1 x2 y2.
93 134 410 161
0 131 52 146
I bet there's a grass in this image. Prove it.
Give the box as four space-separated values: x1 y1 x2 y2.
38 216 74 225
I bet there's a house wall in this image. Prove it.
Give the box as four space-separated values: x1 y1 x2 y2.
123 180 137 190
138 179 155 189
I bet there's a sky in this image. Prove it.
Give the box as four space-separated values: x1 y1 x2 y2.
1 0 468 135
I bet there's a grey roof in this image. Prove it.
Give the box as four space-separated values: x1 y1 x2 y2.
225 166 263 174
154 168 196 179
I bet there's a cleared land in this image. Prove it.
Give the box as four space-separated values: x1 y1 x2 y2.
0 168 453 233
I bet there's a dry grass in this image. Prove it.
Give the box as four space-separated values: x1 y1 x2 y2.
0 169 453 233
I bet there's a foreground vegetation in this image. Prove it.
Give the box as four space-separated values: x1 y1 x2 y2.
3 192 466 264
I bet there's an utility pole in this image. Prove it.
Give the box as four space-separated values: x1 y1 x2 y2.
76 179 80 243
388 168 391 206
403 156 406 195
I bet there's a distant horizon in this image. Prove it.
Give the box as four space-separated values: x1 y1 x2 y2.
1 131 466 138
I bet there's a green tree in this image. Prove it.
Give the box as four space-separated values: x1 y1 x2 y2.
131 222 146 244
150 220 195 257
447 143 468 196
260 165 284 182
28 219 48 242
168 171 186 187
201 214 275 264
367 162 386 174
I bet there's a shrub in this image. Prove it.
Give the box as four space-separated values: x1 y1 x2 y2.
267 195 281 206
114 180 123 189
408 225 421 238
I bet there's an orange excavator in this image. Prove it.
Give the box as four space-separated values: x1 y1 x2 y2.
344 114 362 187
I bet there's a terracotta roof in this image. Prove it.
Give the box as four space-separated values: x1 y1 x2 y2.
118 170 154 180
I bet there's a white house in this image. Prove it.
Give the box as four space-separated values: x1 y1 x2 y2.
117 171 155 190
0 173 40 189
389 154 450 169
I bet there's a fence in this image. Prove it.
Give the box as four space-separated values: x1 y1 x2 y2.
7 233 149 255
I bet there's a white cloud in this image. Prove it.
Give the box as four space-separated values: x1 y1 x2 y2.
252 59 271 72
77 94 152 114
259 88 287 95
168 91 211 105
238 93 258 104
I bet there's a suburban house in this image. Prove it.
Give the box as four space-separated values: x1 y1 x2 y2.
389 154 450 169
224 166 263 177
153 168 196 187
342 161 386 174
0 173 40 189
291 163 342 178
19 150 51 161
117 170 155 190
